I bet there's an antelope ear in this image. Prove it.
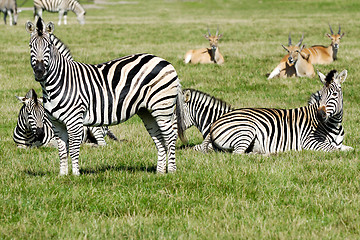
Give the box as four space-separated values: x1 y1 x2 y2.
183 90 191 103
15 96 27 104
46 22 54 34
25 21 35 33
326 33 333 39
336 70 347 84
340 32 345 38
317 70 326 85
281 44 289 52
204 34 209 39
217 34 223 39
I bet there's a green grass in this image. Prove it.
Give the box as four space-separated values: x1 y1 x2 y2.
1 0 360 238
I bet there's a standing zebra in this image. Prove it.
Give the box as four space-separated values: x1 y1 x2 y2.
13 89 118 148
204 69 353 154
0 0 17 25
25 18 186 175
33 0 86 25
182 88 233 151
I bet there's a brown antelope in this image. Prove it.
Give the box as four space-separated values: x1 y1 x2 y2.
184 28 224 64
302 24 345 64
267 33 303 79
282 44 315 78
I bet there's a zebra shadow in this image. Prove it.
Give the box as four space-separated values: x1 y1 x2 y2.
80 164 157 175
24 169 51 176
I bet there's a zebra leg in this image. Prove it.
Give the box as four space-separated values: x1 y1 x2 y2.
67 122 84 176
137 109 167 174
340 145 354 151
64 12 68 25
3 11 7 24
58 10 64 25
158 118 178 173
7 10 12 26
52 121 69 175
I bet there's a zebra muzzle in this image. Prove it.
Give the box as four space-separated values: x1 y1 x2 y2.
317 106 327 122
35 127 45 141
34 60 46 80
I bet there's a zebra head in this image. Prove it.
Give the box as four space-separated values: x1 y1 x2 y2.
25 17 55 81
316 69 347 123
16 89 45 141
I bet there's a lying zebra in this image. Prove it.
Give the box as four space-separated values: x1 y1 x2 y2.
13 89 118 148
0 0 17 26
203 69 353 154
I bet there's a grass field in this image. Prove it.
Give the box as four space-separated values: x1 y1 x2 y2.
1 0 360 238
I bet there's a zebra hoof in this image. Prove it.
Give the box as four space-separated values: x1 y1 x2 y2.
59 169 68 176
72 169 80 176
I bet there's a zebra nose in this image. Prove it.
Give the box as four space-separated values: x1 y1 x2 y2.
35 127 45 141
34 60 45 79
317 106 327 122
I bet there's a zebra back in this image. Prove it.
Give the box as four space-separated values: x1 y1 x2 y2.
308 90 321 105
183 88 233 139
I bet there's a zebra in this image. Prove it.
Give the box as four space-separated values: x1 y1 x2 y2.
182 88 233 151
0 0 17 26
13 89 118 148
25 18 186 175
203 69 353 154
33 0 86 25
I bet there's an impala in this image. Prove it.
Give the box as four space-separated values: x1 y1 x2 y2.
267 33 303 79
184 28 224 64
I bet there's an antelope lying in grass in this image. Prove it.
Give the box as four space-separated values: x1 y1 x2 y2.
282 44 315 78
184 28 224 64
267 34 303 79
302 24 345 64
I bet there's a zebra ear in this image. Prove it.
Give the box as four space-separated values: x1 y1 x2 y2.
317 70 326 85
336 70 347 84
183 90 191 103
46 22 55 34
25 21 35 33
15 96 27 105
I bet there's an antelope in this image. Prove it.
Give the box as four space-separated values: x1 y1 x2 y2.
303 24 345 64
282 44 315 78
267 33 303 79
184 28 224 64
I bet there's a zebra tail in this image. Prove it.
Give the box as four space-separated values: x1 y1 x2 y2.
106 129 118 141
176 84 188 144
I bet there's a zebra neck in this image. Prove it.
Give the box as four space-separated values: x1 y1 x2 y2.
72 1 85 15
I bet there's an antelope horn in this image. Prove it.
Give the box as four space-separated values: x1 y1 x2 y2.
329 24 334 35
288 33 292 46
338 24 341 34
216 26 219 36
296 34 304 47
207 27 211 36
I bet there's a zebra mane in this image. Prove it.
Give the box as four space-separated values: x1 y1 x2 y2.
50 34 73 61
184 88 233 109
325 69 337 85
25 89 38 104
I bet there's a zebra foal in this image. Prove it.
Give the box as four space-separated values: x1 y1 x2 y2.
26 18 186 175
182 88 233 151
204 69 353 154
13 89 117 148
0 0 17 25
33 0 86 25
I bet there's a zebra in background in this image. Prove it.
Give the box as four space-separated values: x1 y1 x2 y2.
33 0 86 25
13 89 118 148
182 88 233 151
25 18 186 175
203 69 353 154
0 0 17 25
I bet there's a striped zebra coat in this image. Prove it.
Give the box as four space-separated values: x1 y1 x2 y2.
204 70 353 154
33 0 85 25
182 88 233 150
0 0 17 25
26 18 186 175
13 89 118 148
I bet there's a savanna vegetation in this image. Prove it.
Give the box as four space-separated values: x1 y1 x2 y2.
1 0 360 238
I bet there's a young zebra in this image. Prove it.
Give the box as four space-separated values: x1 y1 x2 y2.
33 0 86 25
13 89 118 148
25 18 186 175
204 69 353 154
182 88 233 151
0 0 17 26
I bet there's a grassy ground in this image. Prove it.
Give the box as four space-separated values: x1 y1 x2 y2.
1 0 360 238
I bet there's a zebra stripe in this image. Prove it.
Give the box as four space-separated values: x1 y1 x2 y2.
26 18 186 175
204 70 353 154
33 0 85 25
13 89 117 148
0 0 17 25
182 88 233 150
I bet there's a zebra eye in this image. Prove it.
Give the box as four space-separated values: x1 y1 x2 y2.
332 92 338 97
